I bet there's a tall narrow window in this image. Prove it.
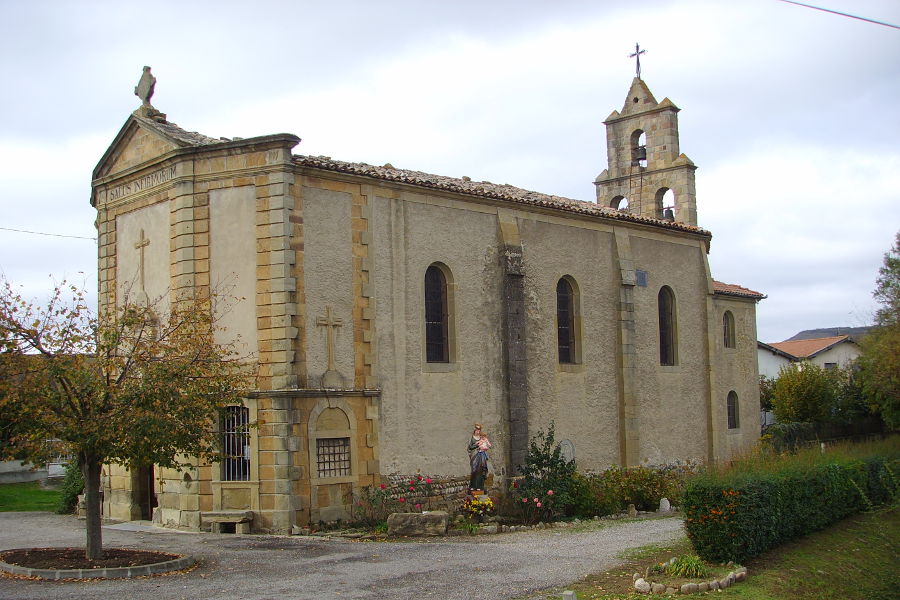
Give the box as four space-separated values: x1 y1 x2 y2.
723 311 736 349
222 405 250 481
557 278 576 364
424 265 449 362
726 391 739 429
658 286 677 366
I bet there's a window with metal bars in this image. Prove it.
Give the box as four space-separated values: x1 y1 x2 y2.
316 437 351 477
424 265 449 363
557 278 576 364
723 311 736 349
221 406 250 481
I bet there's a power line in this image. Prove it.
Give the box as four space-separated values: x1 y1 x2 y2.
0 226 96 241
778 0 900 30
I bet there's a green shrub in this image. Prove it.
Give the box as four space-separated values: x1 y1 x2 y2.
511 423 576 522
55 461 84 514
569 464 696 518
666 554 710 578
683 443 899 563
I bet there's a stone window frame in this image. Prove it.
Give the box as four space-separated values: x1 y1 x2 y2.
308 398 359 486
556 275 582 367
422 262 457 371
658 285 678 366
726 391 740 430
723 310 736 350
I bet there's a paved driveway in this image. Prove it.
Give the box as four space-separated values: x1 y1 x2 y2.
0 512 683 600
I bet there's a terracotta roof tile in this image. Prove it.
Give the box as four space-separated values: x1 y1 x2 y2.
712 280 766 299
293 155 712 235
768 335 852 359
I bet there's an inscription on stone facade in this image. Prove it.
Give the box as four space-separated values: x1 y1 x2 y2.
108 165 176 201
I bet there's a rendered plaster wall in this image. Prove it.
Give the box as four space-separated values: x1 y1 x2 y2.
371 191 506 477
810 343 860 369
115 201 170 312
302 185 355 389
711 296 762 461
209 185 258 358
629 234 710 465
758 348 791 379
518 217 622 471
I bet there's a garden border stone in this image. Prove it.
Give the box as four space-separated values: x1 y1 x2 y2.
633 566 748 594
0 548 195 580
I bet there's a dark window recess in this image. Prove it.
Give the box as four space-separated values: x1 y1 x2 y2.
557 278 576 364
636 270 648 287
316 437 351 477
424 266 449 362
723 311 736 349
222 406 250 481
727 392 739 429
658 286 677 366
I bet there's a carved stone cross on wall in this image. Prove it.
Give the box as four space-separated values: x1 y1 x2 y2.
316 306 344 388
133 229 151 302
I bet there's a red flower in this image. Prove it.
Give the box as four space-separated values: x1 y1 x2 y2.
415 503 422 510
409 486 415 491
379 484 386 490
425 478 432 484
399 497 405 502
417 475 423 481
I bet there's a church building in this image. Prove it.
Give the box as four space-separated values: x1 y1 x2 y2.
93 69 764 532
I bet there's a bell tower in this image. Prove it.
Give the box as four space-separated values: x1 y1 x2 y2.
594 77 698 226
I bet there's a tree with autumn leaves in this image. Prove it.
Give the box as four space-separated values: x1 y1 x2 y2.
0 279 250 559
857 231 900 429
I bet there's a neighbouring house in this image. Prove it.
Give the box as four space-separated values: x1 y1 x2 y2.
92 70 765 532
759 335 861 377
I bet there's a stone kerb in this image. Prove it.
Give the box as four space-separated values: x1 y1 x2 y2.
633 566 747 595
0 550 195 580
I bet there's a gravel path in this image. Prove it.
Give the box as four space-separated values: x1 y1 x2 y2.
0 512 684 600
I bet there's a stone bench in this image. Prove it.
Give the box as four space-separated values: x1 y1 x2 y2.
201 511 254 534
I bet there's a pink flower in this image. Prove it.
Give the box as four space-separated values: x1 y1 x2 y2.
409 486 415 491
399 497 405 502
536 502 542 508
533 498 538 503
415 503 422 510
522 498 528 503
547 490 554 496
425 478 432 484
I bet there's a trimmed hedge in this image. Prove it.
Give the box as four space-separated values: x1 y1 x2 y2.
683 456 898 563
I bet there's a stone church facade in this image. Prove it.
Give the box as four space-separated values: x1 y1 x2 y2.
92 75 763 532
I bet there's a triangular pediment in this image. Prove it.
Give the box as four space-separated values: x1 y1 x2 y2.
620 78 659 115
93 112 222 180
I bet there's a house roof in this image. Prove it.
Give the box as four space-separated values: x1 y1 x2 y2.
757 340 796 360
293 155 711 234
712 280 766 300
767 335 855 359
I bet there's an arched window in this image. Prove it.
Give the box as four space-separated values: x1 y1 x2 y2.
557 277 578 364
723 311 736 349
655 188 676 220
611 195 629 211
424 264 450 363
631 129 647 167
726 391 739 429
658 286 677 366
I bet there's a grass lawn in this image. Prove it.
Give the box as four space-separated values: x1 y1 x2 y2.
537 506 899 600
0 481 61 512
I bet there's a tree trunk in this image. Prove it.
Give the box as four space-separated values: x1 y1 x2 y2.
81 455 103 560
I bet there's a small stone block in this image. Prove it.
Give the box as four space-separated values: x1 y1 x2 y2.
681 582 699 594
652 583 666 593
561 592 577 600
709 580 719 590
634 578 651 593
697 582 709 592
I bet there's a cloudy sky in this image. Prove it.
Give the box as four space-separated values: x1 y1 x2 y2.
1 0 898 343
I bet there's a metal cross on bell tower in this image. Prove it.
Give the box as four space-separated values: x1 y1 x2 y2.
629 43 647 78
